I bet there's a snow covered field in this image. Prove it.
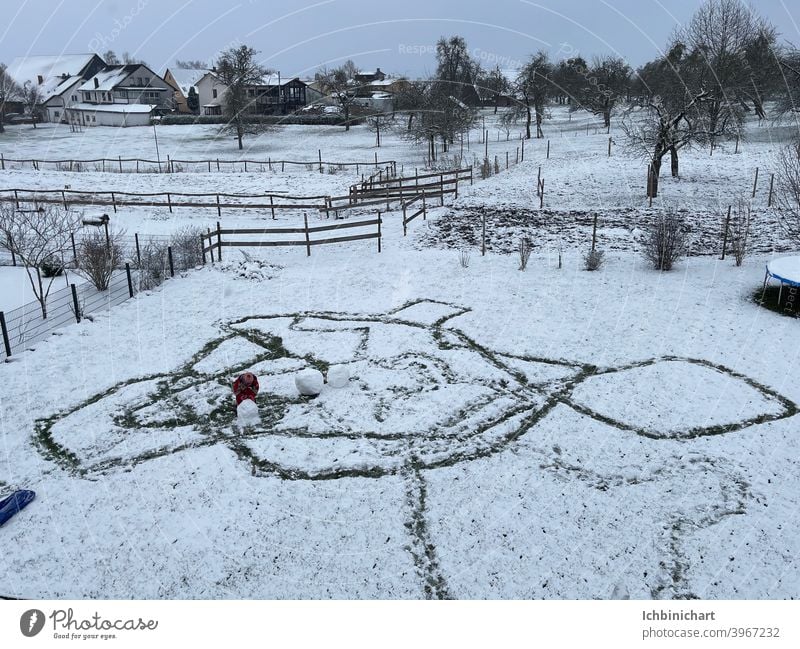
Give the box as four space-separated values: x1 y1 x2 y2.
0 108 798 599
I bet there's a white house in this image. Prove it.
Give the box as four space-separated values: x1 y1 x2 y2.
6 53 106 123
196 71 227 116
69 64 174 127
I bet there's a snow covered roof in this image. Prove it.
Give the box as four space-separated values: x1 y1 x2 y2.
165 67 208 95
69 103 156 114
78 65 140 92
7 54 99 101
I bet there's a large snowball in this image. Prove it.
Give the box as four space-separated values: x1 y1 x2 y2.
326 364 350 388
237 398 260 424
295 368 324 396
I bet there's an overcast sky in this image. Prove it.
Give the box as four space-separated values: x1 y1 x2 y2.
2 0 799 77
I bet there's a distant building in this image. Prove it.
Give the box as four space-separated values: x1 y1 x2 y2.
68 64 174 126
163 67 207 114
196 71 310 116
6 53 106 123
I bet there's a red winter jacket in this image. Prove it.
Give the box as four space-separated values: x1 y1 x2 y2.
233 374 260 405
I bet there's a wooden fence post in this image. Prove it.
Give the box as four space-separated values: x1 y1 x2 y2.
62 190 68 210
752 167 759 198
0 311 11 358
608 137 612 157
546 140 550 159
481 212 486 256
134 233 141 266
207 228 215 262
506 151 509 169
721 205 731 260
516 147 519 164
768 174 775 207
125 263 134 297
118 156 123 173
540 179 545 210
0 153 4 170
167 193 173 213
422 193 427 220
216 194 221 217
71 284 81 323
377 212 382 253
111 192 117 213
168 246 175 277
217 222 222 261
200 234 206 265
269 194 275 219
319 149 323 173
521 138 525 162
304 213 311 257
14 189 19 209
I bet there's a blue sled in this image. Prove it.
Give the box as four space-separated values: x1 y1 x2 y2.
0 490 36 527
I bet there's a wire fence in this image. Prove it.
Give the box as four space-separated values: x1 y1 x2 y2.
0 152 397 176
0 232 201 360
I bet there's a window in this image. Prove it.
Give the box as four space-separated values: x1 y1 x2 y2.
92 115 96 122
137 77 143 85
212 88 218 99
54 111 60 118
71 95 77 102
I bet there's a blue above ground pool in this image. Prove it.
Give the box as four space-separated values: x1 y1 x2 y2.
0 490 36 526
766 256 800 287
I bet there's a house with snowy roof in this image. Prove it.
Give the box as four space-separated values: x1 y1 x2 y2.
69 64 174 127
6 53 106 123
163 67 207 114
196 70 310 116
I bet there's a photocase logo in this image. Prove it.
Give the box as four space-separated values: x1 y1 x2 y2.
20 609 45 637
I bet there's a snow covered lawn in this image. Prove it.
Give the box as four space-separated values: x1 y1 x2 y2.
0 235 798 599
0 266 86 313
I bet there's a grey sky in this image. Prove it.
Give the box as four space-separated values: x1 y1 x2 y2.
2 0 799 78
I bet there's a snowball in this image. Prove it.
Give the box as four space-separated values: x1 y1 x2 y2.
295 368 324 396
237 398 260 424
326 365 350 388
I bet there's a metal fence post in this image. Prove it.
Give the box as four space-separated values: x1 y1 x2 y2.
304 213 311 257
168 246 175 277
216 222 222 261
200 234 206 265
0 311 11 358
134 233 141 266
70 284 81 323
125 263 134 297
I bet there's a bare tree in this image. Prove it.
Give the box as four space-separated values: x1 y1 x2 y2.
642 210 688 271
405 80 476 161
0 204 82 318
502 52 553 139
476 65 509 113
215 45 273 150
679 0 781 124
174 59 208 70
316 61 359 131
621 88 736 196
103 50 121 65
775 140 800 243
0 63 20 134
21 81 42 128
435 36 481 106
579 57 631 128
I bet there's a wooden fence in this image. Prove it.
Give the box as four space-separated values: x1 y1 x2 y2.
0 188 330 217
0 152 397 176
201 214 382 259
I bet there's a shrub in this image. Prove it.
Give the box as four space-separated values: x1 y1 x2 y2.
642 211 687 271
40 254 64 277
168 226 204 271
75 230 124 290
459 249 470 268
136 239 169 291
584 249 605 271
729 199 751 267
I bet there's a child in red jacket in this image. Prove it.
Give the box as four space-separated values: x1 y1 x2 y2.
233 372 260 406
